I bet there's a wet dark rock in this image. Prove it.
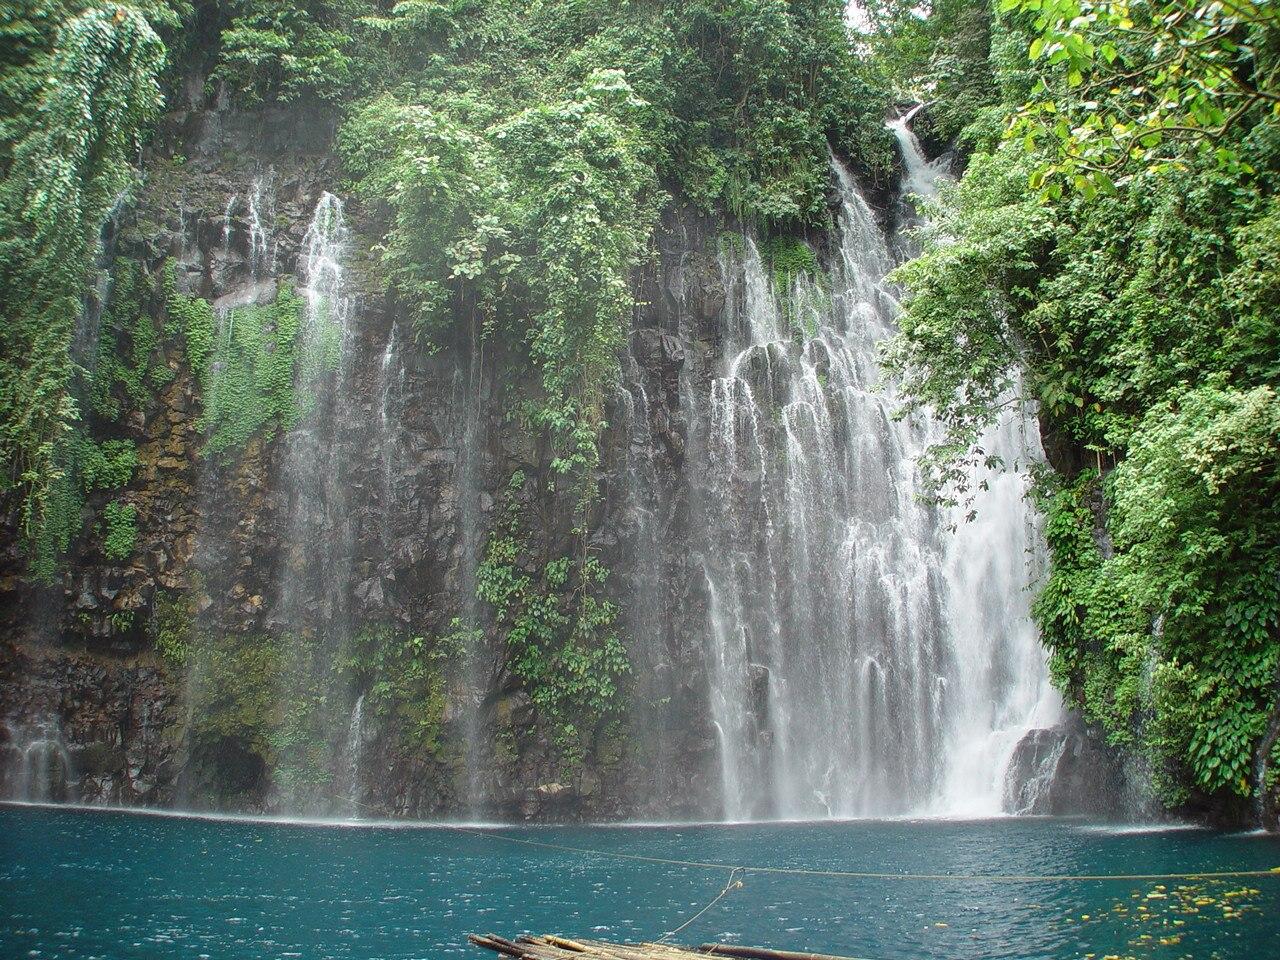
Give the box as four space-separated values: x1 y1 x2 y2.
1005 720 1127 818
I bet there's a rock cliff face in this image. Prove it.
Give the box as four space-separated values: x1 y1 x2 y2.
0 100 1125 823
0 101 741 819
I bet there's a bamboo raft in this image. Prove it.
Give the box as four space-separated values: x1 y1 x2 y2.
468 933 863 960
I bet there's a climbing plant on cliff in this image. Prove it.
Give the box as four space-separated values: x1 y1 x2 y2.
875 0 1280 806
0 2 167 572
473 473 629 767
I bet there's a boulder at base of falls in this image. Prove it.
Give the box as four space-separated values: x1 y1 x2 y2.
1004 719 1126 818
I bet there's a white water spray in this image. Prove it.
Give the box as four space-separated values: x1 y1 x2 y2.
693 122 1056 820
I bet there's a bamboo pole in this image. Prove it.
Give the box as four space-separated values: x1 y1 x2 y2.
699 945 864 960
468 933 865 960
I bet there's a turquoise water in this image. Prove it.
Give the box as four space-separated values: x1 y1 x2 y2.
1 806 1278 960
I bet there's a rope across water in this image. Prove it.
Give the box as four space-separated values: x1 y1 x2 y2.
456 826 1280 883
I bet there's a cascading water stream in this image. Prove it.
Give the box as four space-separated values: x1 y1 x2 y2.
378 322 406 551
888 115 1062 813
453 322 492 817
617 351 680 806
689 121 1056 821
888 106 948 206
341 692 367 815
2 722 71 802
182 185 371 815
270 192 361 812
245 173 277 276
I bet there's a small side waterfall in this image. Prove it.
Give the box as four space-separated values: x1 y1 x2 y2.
453 322 492 816
182 182 379 815
686 123 1056 820
617 350 678 804
378 322 406 555
341 692 367 814
275 192 355 633
246 172 277 276
889 107 948 206
2 722 72 802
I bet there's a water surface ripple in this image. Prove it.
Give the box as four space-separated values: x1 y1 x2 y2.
1 806 1277 959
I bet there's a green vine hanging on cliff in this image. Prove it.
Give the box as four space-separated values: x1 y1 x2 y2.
0 2 168 562
471 472 629 766
162 263 344 457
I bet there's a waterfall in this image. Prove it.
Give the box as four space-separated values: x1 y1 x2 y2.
3 721 71 802
889 116 1062 813
245 172 277 277
341 692 366 815
221 194 236 254
276 193 354 626
378 322 406 557
297 192 353 377
270 191 361 812
888 108 948 207
686 123 1056 820
453 321 491 816
617 351 678 807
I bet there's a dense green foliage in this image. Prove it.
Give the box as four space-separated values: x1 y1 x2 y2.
162 265 343 457
878 0 1280 806
193 284 306 457
1006 0 1280 197
150 585 196 664
0 1 168 549
214 0 373 104
187 631 283 763
345 624 461 756
92 261 173 420
856 0 1001 144
99 499 138 560
22 256 166 578
28 433 140 580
